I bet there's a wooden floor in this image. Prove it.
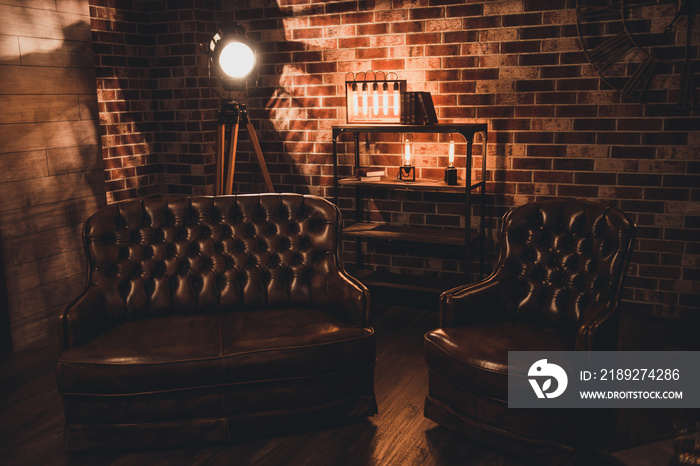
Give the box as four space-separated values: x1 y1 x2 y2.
0 295 530 466
1 292 694 466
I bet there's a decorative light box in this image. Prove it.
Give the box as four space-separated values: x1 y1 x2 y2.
345 72 406 124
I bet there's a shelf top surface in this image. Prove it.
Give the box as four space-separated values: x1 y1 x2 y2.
332 123 488 134
338 177 484 192
343 222 478 245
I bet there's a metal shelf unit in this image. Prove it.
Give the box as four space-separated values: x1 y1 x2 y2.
332 123 488 292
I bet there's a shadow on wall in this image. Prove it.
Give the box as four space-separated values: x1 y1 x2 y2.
3 20 107 220
225 1 330 196
0 18 107 350
97 20 161 202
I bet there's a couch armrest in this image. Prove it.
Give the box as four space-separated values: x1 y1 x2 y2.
575 302 620 351
439 274 510 328
59 284 110 350
327 269 371 326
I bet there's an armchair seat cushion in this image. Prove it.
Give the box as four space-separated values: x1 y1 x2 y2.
425 321 573 400
58 308 375 395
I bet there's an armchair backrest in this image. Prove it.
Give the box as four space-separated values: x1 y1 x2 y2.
497 200 636 331
83 194 344 322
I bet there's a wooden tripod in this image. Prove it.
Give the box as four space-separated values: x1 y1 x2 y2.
216 101 274 195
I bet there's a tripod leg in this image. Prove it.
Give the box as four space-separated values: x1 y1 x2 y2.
245 122 275 193
225 122 240 195
216 123 226 195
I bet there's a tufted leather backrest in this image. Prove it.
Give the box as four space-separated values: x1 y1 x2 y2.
498 200 636 331
83 194 343 322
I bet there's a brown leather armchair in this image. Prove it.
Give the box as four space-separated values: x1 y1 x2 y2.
424 199 636 465
57 194 376 451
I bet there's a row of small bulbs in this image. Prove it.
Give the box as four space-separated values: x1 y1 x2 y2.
348 81 401 118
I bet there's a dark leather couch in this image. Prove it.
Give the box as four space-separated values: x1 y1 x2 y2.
424 199 636 465
57 194 377 451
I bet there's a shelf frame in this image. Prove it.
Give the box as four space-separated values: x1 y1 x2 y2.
343 222 480 246
332 123 488 288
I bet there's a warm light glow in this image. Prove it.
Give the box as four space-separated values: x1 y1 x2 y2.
393 86 400 116
219 42 255 78
404 138 412 165
372 83 379 115
362 84 368 115
351 84 358 117
382 83 389 115
448 139 455 167
345 77 404 123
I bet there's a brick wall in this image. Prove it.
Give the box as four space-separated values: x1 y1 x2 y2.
92 0 700 316
90 0 159 202
90 0 219 202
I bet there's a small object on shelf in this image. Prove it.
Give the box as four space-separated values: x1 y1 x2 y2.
444 167 458 185
356 167 385 178
398 166 415 182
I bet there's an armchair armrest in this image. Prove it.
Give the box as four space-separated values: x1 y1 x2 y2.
439 274 510 327
59 284 110 351
575 301 620 351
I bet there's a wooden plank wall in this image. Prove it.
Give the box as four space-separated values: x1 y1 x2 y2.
0 0 106 352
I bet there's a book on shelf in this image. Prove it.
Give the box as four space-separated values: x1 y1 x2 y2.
359 176 383 182
355 167 385 178
417 91 438 124
400 91 438 125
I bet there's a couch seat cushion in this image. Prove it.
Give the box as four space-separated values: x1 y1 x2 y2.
424 321 573 400
57 309 374 395
221 308 374 383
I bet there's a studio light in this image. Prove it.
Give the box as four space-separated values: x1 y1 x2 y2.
208 23 258 91
219 42 255 79
205 23 273 195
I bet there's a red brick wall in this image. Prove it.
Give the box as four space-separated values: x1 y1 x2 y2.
90 0 160 202
90 0 219 202
92 0 700 316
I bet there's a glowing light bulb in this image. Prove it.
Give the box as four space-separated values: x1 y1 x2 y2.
449 139 455 167
382 82 389 116
372 83 379 115
219 42 255 78
393 83 400 116
404 138 412 166
362 83 368 116
351 83 358 117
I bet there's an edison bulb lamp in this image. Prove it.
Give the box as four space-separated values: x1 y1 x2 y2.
445 136 458 185
399 134 415 182
403 138 412 166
